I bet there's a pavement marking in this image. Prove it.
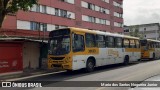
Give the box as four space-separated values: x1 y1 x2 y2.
5 70 66 81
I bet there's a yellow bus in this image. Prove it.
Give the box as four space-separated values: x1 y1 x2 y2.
140 39 160 60
48 27 141 72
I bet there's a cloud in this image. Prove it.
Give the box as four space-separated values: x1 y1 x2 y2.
123 0 160 25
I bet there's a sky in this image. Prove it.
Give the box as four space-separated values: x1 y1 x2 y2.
123 0 160 25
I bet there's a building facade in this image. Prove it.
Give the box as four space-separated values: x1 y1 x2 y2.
123 23 160 40
2 0 123 33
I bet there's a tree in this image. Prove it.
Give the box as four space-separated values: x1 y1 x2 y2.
0 0 38 28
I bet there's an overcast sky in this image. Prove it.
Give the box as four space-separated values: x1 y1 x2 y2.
123 0 160 25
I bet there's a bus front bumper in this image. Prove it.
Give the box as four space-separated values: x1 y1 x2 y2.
48 61 72 70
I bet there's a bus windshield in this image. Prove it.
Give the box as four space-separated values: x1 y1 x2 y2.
49 36 70 55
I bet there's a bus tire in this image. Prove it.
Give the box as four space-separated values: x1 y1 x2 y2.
123 56 129 65
138 59 141 61
86 59 95 72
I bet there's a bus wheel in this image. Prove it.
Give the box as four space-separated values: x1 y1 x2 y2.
86 59 95 72
123 56 129 65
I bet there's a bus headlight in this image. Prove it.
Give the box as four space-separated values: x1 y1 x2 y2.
49 60 52 63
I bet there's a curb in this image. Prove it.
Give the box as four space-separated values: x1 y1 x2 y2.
1 70 65 81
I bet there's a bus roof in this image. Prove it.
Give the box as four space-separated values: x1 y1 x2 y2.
51 27 139 39
69 27 124 37
147 39 160 43
123 35 139 40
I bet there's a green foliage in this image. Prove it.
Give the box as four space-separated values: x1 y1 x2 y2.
0 0 38 28
7 0 38 13
0 0 38 13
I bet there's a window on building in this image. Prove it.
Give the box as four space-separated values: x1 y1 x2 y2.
55 25 60 29
102 19 106 25
61 0 75 4
85 33 96 47
105 9 110 14
114 22 123 27
41 5 47 13
113 1 122 8
102 0 109 3
124 29 129 32
81 1 88 8
55 8 59 16
60 9 67 17
31 4 40 12
30 22 40 30
30 22 47 31
96 35 106 48
101 8 106 14
106 20 110 25
88 16 96 23
73 34 85 52
88 3 95 10
40 23 47 31
55 8 73 18
114 12 122 18
67 0 74 4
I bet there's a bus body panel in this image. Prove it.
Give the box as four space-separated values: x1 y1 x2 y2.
72 55 89 70
125 48 141 62
108 48 124 64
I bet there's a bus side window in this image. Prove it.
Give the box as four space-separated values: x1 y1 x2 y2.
106 36 109 47
73 34 85 52
156 43 159 48
135 40 140 48
153 42 156 48
130 39 136 48
115 37 122 48
85 33 96 47
123 39 129 48
108 36 114 48
96 35 106 48
151 42 154 48
149 43 152 48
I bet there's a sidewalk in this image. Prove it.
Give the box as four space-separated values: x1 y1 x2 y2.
0 69 64 81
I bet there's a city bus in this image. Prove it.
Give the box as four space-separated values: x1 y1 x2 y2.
48 27 141 72
140 39 160 60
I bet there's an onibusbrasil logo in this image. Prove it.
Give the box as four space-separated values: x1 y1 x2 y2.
2 82 42 88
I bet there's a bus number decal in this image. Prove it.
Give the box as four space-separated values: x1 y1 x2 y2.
88 49 96 54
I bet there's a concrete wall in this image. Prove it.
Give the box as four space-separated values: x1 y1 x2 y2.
23 42 40 70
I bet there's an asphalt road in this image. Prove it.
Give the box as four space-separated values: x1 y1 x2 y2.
1 60 160 90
